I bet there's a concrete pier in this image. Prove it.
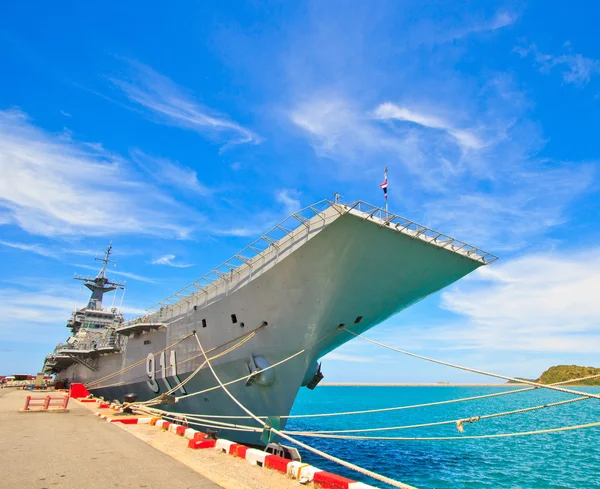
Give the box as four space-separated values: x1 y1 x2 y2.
0 388 221 489
1 389 303 489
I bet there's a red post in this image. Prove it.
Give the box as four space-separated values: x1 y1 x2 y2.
43 396 51 410
62 396 69 409
24 396 31 411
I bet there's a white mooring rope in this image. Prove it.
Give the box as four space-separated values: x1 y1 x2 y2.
343 328 600 401
192 331 420 489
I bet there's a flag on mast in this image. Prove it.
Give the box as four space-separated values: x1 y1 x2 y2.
380 167 388 199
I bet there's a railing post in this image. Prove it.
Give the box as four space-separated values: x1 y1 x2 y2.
62 396 69 409
24 395 31 411
43 396 51 410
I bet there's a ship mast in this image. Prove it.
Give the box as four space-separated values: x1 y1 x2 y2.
74 244 125 310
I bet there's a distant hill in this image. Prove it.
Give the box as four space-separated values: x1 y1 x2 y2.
536 365 600 386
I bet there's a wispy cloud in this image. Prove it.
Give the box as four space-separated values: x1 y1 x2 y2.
75 263 157 283
515 42 600 86
323 352 373 363
131 149 211 196
290 95 417 166
486 11 518 31
275 189 301 215
0 285 145 343
403 9 518 48
421 164 594 251
288 83 592 251
109 60 262 146
0 240 59 258
373 102 483 150
151 254 193 268
0 108 195 238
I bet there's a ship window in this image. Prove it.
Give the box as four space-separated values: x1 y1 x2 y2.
354 316 363 324
194 305 198 311
231 314 238 324
240 322 245 328
144 340 151 345
202 318 207 328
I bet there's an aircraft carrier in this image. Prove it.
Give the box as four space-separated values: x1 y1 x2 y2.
43 198 497 445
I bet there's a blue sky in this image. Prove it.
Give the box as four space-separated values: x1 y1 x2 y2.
1 1 600 382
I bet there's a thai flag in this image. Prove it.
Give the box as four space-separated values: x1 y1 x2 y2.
380 169 388 199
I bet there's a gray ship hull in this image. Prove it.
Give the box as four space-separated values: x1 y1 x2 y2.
57 203 492 445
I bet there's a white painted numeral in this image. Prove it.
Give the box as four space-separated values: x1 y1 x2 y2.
147 350 186 395
146 353 159 393
159 351 172 391
170 350 186 395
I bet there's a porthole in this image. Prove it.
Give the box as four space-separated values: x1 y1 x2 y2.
231 314 238 324
354 316 363 324
202 319 207 328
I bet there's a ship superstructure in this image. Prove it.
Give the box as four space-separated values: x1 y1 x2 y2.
44 198 496 445
43 245 125 374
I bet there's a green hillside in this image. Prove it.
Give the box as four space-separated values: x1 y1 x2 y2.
536 365 600 386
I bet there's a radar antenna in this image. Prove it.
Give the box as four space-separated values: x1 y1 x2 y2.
74 244 125 310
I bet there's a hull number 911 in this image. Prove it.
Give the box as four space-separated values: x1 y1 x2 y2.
146 350 186 394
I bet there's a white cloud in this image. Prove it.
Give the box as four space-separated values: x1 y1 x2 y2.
131 149 211 196
487 11 518 31
0 285 146 344
275 189 301 215
0 109 195 238
289 89 592 251
151 254 193 268
323 352 373 363
75 263 157 283
373 102 483 150
289 95 420 166
0 240 59 258
437 250 600 353
422 164 593 251
109 60 262 146
515 43 600 86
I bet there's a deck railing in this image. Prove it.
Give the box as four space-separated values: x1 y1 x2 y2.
140 198 497 317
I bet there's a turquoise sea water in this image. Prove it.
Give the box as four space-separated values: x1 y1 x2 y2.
289 386 600 489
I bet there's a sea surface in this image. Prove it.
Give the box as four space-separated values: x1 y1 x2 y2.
288 386 600 489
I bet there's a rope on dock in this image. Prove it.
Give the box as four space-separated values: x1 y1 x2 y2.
190 331 420 489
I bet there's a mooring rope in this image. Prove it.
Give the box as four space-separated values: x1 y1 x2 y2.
343 328 600 401
285 419 600 441
287 395 589 434
173 328 338 402
85 332 195 389
136 326 264 406
133 372 600 421
191 331 420 489
88 322 268 391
